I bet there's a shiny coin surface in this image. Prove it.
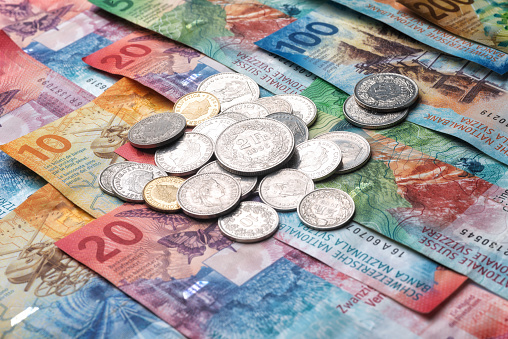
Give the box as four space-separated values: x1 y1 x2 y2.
155 132 214 176
218 201 279 242
222 102 270 119
198 72 259 111
219 111 248 121
255 96 292 114
343 96 409 129
215 118 295 176
297 188 355 230
112 163 166 203
192 116 237 146
354 73 419 112
99 162 136 196
289 139 342 181
259 169 314 211
276 94 317 126
315 131 371 173
174 91 220 126
177 173 241 219
128 112 186 149
143 176 186 212
197 161 257 200
266 112 308 145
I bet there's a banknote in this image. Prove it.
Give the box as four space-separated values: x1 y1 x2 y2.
115 142 156 165
397 0 508 53
0 77 174 218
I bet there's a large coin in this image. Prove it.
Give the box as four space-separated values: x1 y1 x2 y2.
215 118 295 176
174 91 220 126
197 72 259 111
289 139 342 181
222 102 270 119
259 169 314 211
276 94 317 126
197 161 257 199
219 111 248 121
155 132 214 176
127 112 186 149
354 73 419 112
112 163 166 203
143 176 186 212
266 112 308 145
192 116 237 146
177 173 241 219
315 131 371 173
255 96 292 113
343 96 409 129
297 188 355 230
99 162 136 196
218 201 279 243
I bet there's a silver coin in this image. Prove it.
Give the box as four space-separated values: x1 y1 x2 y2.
218 201 279 243
222 102 270 119
259 169 314 211
112 163 166 203
99 161 136 196
297 188 355 231
276 94 317 126
155 132 214 176
215 118 295 176
315 131 371 173
343 96 409 129
289 139 342 181
192 117 237 146
197 161 257 199
255 96 292 113
177 173 241 219
197 72 260 111
354 73 419 112
219 111 248 121
128 112 186 149
266 112 308 145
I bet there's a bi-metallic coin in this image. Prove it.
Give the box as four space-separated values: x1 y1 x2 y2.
315 131 371 173
343 96 409 129
266 112 308 145
111 163 166 203
289 139 342 181
127 112 186 149
143 176 186 212
197 161 257 200
259 169 314 211
174 91 221 126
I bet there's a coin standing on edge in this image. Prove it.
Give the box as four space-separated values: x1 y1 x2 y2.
174 91 220 126
112 163 166 203
192 116 237 145
289 139 342 181
266 112 308 145
315 131 371 173
259 169 314 211
276 94 317 126
197 161 257 200
128 112 186 149
222 102 270 119
343 96 409 129
143 176 186 212
255 96 292 114
99 162 137 196
218 201 279 243
297 188 355 231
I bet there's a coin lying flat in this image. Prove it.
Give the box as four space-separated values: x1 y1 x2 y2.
315 131 371 173
198 72 260 111
255 96 292 114
192 116 237 146
222 102 270 119
219 111 248 121
143 176 186 212
155 132 214 176
174 91 220 126
266 112 308 145
128 112 186 149
177 173 241 219
197 161 257 200
276 94 317 126
112 163 166 203
289 139 342 181
297 188 355 230
99 162 137 196
259 169 314 211
218 201 279 242
215 118 295 176
354 73 419 112
343 96 409 129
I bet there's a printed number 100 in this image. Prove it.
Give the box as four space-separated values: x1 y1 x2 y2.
276 22 338 54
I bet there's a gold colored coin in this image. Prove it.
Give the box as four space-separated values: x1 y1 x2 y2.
174 91 220 126
143 176 186 212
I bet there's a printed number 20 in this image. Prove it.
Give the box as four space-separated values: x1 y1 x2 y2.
276 22 338 54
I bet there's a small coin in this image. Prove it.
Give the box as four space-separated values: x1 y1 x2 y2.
197 161 257 200
177 173 241 219
259 169 314 211
289 139 342 181
99 162 137 196
192 116 237 146
219 111 248 121
215 118 295 176
222 102 270 119
315 131 371 173
297 188 355 230
354 73 419 112
266 112 308 145
198 72 259 111
128 112 186 149
174 91 220 126
112 163 166 203
276 94 317 126
218 201 279 243
343 96 409 129
155 132 214 176
255 96 292 113
143 176 186 212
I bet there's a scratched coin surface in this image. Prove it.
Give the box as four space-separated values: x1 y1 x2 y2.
112 163 166 203
143 176 186 212
218 201 279 242
222 102 270 119
197 160 257 199
343 96 409 129
297 188 355 230
127 112 186 149
255 96 292 114
99 162 136 196
315 131 371 173
174 91 221 126
266 112 308 145
276 94 317 126
192 116 237 146
259 169 314 211
289 139 342 181
354 73 419 112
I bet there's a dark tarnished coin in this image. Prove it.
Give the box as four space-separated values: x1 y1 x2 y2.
315 131 371 173
289 139 342 181
192 116 237 146
222 102 270 119
255 96 292 114
143 176 186 212
128 112 186 149
276 94 317 126
197 161 257 200
112 163 166 203
266 112 308 145
343 96 409 129
174 91 220 126
259 169 314 211
99 162 136 196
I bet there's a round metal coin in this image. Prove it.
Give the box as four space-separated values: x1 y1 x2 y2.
192 116 237 146
297 188 355 230
218 201 279 243
259 169 314 211
276 94 317 126
343 96 409 129
112 163 166 203
315 131 371 173
197 161 257 200
143 176 186 212
289 139 342 181
219 111 248 121
174 91 220 126
255 96 292 114
128 112 186 149
99 162 137 196
266 112 308 145
222 102 270 119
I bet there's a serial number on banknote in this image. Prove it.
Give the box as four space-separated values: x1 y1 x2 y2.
37 78 86 107
86 77 109 90
459 229 508 255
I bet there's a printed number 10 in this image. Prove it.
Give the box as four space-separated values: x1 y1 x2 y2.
276 22 338 54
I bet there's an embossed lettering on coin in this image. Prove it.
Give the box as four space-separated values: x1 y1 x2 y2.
259 169 314 211
112 163 166 203
197 160 257 199
198 73 259 111
343 96 408 129
143 176 186 212
128 112 186 149
174 91 220 126
222 102 270 119
289 139 342 181
276 94 317 126
315 131 371 173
